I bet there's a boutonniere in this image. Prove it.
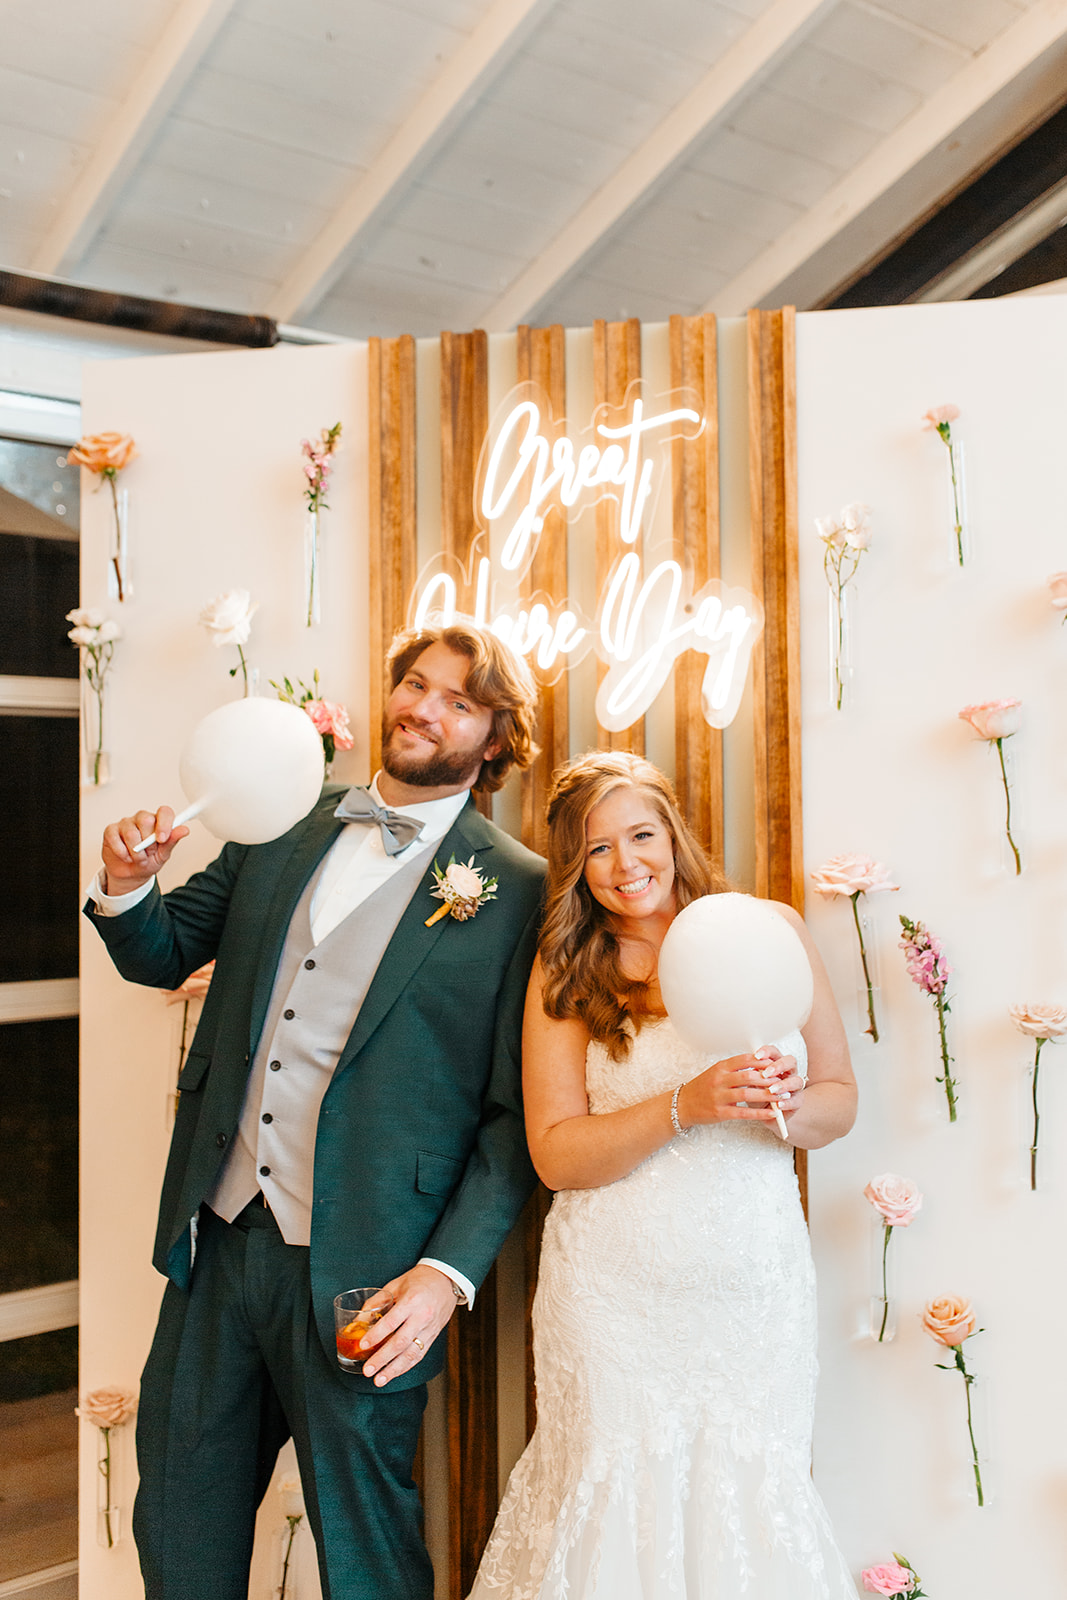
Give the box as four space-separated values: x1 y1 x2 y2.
425 856 498 926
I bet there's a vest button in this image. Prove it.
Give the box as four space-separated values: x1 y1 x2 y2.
270 1060 282 1071
304 959 316 970
262 1112 273 1124
259 1165 271 1177
215 1132 227 1148
284 1008 295 1020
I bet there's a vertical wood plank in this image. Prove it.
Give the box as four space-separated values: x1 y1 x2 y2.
439 327 500 1600
593 317 644 756
669 312 724 868
516 322 568 859
367 334 416 773
748 306 806 1214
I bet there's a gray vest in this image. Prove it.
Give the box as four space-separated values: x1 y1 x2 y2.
207 840 434 1243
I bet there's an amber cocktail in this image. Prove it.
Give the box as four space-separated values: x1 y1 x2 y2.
333 1288 392 1372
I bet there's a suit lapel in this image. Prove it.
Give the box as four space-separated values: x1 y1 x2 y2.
248 795 345 1050
338 799 498 1065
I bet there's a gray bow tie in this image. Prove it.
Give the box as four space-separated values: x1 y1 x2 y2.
334 787 425 857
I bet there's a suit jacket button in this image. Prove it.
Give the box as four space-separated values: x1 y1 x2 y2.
215 1132 227 1148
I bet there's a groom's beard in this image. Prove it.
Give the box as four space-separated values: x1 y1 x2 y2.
380 716 492 790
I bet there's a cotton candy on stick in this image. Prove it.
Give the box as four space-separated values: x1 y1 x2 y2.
134 697 325 851
658 893 814 1138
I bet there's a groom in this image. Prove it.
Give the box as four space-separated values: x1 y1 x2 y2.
86 621 545 1600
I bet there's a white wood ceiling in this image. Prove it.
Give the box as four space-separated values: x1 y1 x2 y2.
2 0 1066 338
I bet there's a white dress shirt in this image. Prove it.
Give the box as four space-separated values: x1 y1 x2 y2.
89 777 477 1304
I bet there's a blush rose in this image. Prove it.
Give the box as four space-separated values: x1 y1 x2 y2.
922 1294 975 1347
958 699 1022 740
861 1562 915 1597
864 1173 922 1227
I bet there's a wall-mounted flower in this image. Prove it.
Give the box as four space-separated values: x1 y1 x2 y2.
301 422 342 626
816 501 872 710
921 403 964 565
898 915 957 1120
1047 571 1067 620
959 699 1022 874
276 1472 305 1599
810 854 897 1041
922 1294 984 1506
864 1174 922 1342
1009 1002 1067 1189
77 1386 138 1547
199 589 258 693
69 432 137 601
272 671 354 772
862 1555 926 1597
67 607 121 785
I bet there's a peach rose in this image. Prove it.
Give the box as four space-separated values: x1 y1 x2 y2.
862 1562 915 1596
922 1293 975 1347
1009 1002 1067 1040
77 1386 138 1428
444 861 484 900
69 432 137 474
810 854 898 898
864 1173 922 1227
162 961 215 1006
1047 573 1067 611
277 1473 305 1519
921 404 960 429
958 699 1022 740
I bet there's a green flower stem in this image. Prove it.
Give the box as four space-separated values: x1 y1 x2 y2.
877 1221 892 1341
236 644 249 692
1031 1037 1045 1191
994 738 1022 875
849 892 879 1042
280 1513 302 1598
938 423 964 566
98 1425 114 1547
105 470 125 601
954 1346 984 1506
935 993 957 1122
306 508 319 627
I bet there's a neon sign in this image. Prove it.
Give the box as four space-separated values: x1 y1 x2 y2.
411 388 763 732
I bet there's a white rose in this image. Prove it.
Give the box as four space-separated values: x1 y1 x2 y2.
1010 1003 1067 1040
96 620 122 643
67 626 97 646
199 589 257 647
66 606 103 628
445 861 484 899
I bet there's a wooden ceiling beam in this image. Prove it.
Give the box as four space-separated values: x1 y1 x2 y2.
481 0 836 333
706 0 1067 315
267 0 552 324
30 0 238 278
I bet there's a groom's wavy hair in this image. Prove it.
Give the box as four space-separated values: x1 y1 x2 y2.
386 619 539 793
539 752 729 1060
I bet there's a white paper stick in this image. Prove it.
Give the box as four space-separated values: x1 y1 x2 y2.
753 1047 790 1140
132 796 208 853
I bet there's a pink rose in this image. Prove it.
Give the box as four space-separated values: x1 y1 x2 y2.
1009 1002 1067 1040
810 854 898 898
922 1293 976 1347
305 699 354 750
958 699 1022 740
1047 573 1067 611
77 1386 138 1428
864 1173 922 1227
862 1562 915 1596
921 403 960 429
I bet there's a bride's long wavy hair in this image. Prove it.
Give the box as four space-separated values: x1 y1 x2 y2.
539 752 728 1060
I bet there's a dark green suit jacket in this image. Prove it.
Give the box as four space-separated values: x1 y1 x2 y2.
86 789 545 1387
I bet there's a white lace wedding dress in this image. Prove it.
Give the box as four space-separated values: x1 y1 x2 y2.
470 1018 859 1600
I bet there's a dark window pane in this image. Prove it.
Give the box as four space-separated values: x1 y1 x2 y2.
0 717 79 982
0 1334 78 1406
0 1018 78 1294
0 532 80 678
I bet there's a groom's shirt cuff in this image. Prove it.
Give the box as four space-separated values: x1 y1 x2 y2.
418 1258 475 1308
85 868 156 914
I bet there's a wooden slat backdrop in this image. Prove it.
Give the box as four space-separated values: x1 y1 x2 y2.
516 323 569 859
669 312 724 869
593 317 644 756
367 334 416 774
747 305 806 1213
438 326 501 1600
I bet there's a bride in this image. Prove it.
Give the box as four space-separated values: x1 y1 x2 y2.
470 752 860 1599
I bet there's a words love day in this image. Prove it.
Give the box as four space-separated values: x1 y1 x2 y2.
412 393 764 731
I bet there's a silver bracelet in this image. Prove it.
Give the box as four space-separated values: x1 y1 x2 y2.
670 1083 690 1138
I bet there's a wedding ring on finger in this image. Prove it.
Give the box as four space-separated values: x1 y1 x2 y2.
412 1336 424 1352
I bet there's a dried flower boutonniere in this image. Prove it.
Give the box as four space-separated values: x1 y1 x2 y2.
425 856 498 927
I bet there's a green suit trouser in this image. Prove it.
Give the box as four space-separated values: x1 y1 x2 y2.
133 1203 432 1600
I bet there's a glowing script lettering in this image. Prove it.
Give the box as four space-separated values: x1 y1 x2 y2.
481 397 702 571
